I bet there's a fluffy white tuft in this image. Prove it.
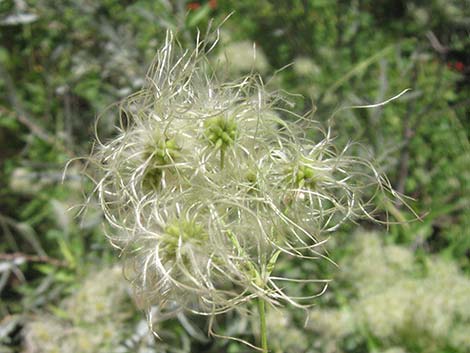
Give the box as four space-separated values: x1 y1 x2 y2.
87 29 402 323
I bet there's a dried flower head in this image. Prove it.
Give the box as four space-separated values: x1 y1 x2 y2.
86 29 403 327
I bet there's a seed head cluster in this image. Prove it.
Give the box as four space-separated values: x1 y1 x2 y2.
89 31 399 319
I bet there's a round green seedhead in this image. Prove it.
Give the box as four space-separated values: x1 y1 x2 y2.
204 115 238 168
144 136 180 166
142 135 181 190
162 218 208 262
245 170 257 184
288 164 317 189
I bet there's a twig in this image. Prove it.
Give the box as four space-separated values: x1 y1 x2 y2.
426 31 448 55
396 64 419 197
0 106 54 144
370 58 389 124
0 252 68 267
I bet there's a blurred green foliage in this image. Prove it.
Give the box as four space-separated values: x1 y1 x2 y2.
0 0 468 352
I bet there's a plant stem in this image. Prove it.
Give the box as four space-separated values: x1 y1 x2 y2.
257 297 268 353
220 147 225 169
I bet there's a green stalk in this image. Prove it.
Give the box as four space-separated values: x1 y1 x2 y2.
220 146 225 169
257 297 268 353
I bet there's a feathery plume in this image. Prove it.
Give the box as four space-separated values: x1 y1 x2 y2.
86 28 405 337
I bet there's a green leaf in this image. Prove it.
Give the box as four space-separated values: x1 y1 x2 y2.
187 5 210 28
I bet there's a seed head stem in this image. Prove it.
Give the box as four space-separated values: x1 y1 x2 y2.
220 146 225 169
257 296 268 353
